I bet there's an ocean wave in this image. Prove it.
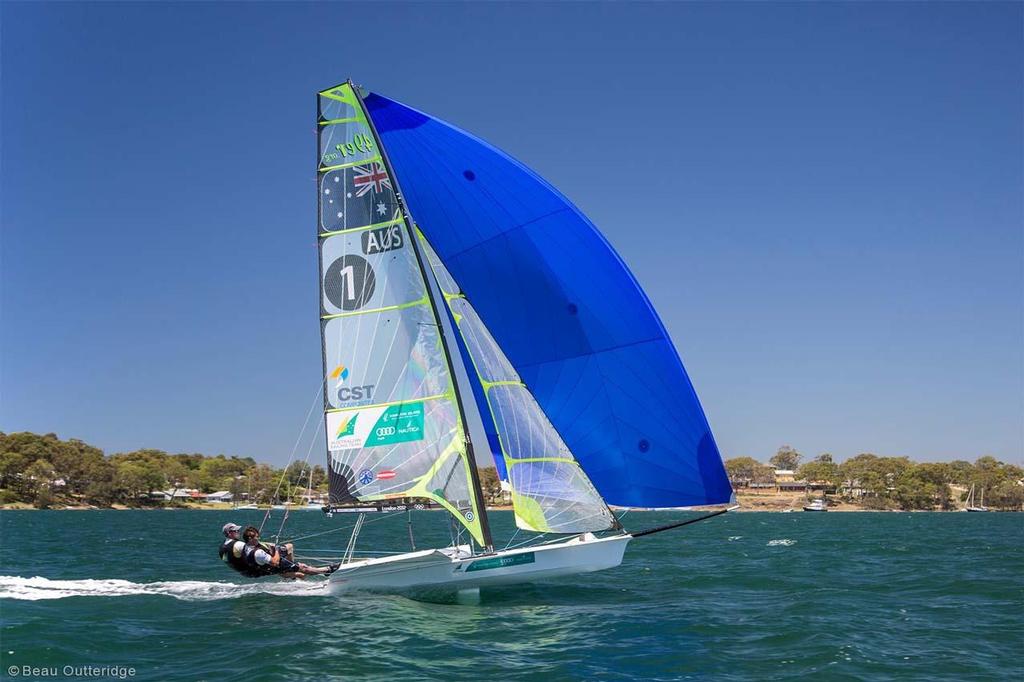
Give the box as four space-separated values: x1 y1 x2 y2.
767 539 797 546
0 576 328 601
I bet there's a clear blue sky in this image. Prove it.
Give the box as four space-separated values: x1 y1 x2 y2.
2 2 1021 466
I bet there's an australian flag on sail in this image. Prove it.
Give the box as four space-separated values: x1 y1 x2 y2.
320 162 400 233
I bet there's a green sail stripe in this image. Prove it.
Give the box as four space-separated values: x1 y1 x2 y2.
481 379 526 390
319 117 361 126
507 457 577 465
321 296 428 321
318 87 356 102
512 492 550 532
319 217 404 238
319 154 382 173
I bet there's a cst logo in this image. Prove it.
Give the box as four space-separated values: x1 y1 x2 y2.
338 385 374 402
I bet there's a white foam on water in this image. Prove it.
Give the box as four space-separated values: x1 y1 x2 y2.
0 576 329 601
728 536 743 541
766 539 797 546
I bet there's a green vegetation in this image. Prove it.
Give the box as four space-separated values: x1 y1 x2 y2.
0 431 326 509
0 431 510 510
769 445 802 471
724 456 775 486
3 431 1020 512
727 446 1024 511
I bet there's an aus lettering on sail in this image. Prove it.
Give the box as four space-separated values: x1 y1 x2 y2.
362 225 403 255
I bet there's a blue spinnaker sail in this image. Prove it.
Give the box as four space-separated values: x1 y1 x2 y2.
364 92 732 507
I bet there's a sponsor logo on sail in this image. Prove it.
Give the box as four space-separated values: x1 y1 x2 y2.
376 469 397 480
335 413 358 439
357 469 375 485
338 385 374 404
326 402 425 452
328 362 375 406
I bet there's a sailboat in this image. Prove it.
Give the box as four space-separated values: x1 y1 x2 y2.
311 81 734 595
964 483 989 512
803 498 828 512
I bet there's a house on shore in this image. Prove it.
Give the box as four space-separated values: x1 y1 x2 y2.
150 489 201 502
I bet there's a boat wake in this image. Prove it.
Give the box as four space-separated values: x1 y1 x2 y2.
0 576 328 602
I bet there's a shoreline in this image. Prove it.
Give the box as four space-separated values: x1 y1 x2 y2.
0 491 1017 513
1 503 1016 512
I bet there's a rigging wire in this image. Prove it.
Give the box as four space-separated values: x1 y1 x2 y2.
281 508 405 545
503 526 521 550
270 419 324 543
258 378 327 534
504 532 549 551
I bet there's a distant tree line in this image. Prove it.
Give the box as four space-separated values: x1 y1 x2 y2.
726 445 1024 511
7 431 1017 512
0 431 328 508
0 431 510 509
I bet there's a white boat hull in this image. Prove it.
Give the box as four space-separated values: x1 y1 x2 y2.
326 532 631 594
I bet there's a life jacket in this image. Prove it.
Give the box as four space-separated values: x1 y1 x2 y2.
219 539 249 574
240 542 277 577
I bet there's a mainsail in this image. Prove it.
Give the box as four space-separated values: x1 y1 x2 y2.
419 231 615 534
362 92 733 509
316 84 489 546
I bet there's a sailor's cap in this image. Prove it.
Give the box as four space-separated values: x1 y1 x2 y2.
222 523 242 535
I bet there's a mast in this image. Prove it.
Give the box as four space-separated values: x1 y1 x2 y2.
351 83 494 552
315 90 333 504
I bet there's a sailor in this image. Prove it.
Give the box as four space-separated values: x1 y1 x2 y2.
218 523 249 574
240 525 338 579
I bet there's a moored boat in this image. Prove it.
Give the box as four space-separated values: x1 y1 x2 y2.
964 483 990 512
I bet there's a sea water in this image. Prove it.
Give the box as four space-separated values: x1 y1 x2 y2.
1 510 1021 681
